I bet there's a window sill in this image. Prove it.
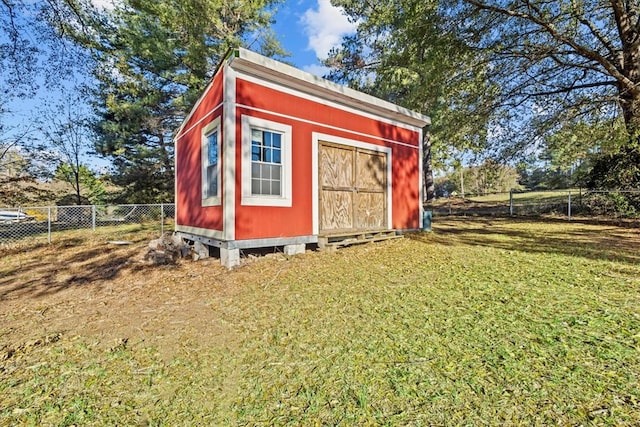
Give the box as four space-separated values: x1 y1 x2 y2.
241 195 291 207
202 196 221 207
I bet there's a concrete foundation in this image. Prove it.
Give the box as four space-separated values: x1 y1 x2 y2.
220 247 240 268
284 243 306 255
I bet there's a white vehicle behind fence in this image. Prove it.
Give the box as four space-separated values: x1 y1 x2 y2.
0 209 35 223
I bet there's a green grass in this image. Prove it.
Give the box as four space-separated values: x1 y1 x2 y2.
1 218 639 425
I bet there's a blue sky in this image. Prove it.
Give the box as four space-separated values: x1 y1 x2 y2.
271 0 357 76
4 0 356 123
2 0 357 171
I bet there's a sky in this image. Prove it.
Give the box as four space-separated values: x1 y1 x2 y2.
0 0 366 179
273 0 357 76
1 0 358 171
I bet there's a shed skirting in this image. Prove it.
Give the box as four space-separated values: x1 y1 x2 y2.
176 230 318 250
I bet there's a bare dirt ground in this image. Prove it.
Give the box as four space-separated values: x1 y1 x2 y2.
0 229 274 362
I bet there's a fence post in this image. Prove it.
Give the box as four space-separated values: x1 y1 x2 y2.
509 189 514 216
92 205 96 231
47 206 51 243
160 203 165 236
568 192 572 221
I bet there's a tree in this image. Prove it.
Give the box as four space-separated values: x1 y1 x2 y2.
435 160 521 196
325 0 499 201
54 163 106 204
1 0 95 102
75 0 285 203
455 0 640 188
37 95 97 205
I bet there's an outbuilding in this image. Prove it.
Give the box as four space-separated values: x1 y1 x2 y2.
174 48 431 267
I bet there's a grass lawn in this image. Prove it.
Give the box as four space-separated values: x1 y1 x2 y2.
1 218 639 425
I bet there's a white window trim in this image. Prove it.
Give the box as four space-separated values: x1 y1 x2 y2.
202 117 221 206
241 115 292 207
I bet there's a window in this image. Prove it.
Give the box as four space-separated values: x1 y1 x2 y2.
202 117 221 206
241 116 292 206
251 129 282 196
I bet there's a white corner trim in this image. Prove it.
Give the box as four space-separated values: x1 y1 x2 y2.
201 117 222 207
240 115 293 207
311 132 393 235
418 127 424 226
223 64 236 240
173 135 179 230
311 138 319 235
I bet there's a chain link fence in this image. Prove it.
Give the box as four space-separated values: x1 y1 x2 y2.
0 204 175 245
428 189 640 220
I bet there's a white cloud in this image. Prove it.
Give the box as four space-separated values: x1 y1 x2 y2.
300 0 357 59
302 63 330 78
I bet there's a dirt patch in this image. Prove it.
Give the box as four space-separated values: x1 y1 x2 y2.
0 229 260 361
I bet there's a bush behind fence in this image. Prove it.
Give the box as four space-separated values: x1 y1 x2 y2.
428 189 640 219
0 204 175 244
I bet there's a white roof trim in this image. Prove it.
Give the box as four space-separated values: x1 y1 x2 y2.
227 48 431 128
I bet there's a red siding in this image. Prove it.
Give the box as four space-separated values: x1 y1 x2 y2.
175 73 224 231
234 78 421 239
176 69 422 241
235 111 315 240
235 80 419 147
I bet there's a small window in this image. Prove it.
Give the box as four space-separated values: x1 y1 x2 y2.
202 117 221 206
250 129 282 196
241 116 292 207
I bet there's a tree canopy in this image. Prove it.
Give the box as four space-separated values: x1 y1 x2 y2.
326 0 640 195
3 0 640 206
84 0 285 203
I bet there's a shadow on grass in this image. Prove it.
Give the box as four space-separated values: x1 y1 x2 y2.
0 230 162 300
408 216 640 265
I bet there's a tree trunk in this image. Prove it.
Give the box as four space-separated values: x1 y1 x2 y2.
422 126 434 202
619 91 640 148
75 171 82 205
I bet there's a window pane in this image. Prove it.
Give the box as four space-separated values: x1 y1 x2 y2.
272 133 281 149
252 179 261 195
251 129 262 143
264 147 272 163
251 144 261 161
271 180 281 196
208 132 218 165
273 148 281 164
251 162 260 179
207 165 217 197
271 165 281 180
261 180 271 195
263 131 272 147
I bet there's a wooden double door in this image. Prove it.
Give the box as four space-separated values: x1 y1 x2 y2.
319 142 388 233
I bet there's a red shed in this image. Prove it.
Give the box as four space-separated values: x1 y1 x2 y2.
174 48 431 267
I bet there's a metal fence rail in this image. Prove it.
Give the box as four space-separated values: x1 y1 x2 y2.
428 189 640 220
0 204 175 244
